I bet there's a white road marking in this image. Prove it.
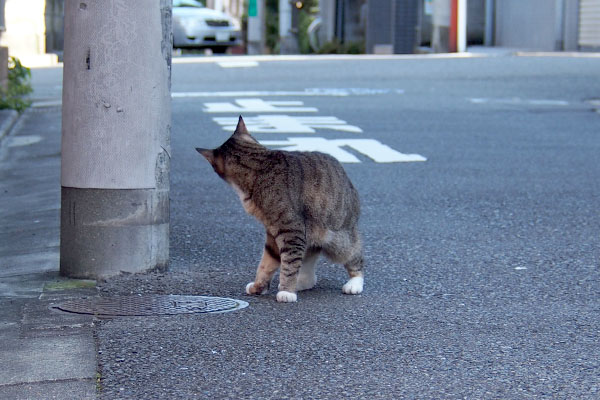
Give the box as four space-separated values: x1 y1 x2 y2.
7 135 43 147
172 52 485 65
31 100 63 108
217 61 259 68
205 97 428 164
173 88 401 98
260 137 427 163
213 115 363 133
515 51 600 58
469 98 569 106
37 88 403 105
204 98 317 113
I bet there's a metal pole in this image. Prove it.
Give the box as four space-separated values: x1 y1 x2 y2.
554 0 565 50
484 0 494 47
335 0 345 43
449 0 457 52
60 0 171 279
457 0 467 52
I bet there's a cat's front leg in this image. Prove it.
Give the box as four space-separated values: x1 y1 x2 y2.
246 233 280 296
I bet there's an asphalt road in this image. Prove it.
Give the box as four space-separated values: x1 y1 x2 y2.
72 54 600 398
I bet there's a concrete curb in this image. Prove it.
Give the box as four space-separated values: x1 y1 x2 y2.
0 109 20 141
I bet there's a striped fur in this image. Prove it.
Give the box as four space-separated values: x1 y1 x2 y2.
196 116 364 302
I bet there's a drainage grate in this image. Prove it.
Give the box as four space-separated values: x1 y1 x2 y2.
50 295 248 317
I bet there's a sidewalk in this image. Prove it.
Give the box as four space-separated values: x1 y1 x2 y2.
0 107 97 399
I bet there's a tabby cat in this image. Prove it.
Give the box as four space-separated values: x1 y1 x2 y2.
196 116 364 302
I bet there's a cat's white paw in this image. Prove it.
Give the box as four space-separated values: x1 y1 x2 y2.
342 276 364 295
276 291 298 303
245 282 268 295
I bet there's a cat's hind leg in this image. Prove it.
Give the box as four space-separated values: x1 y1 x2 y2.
341 242 364 295
323 228 364 295
246 233 280 295
342 259 364 295
342 236 365 294
295 248 320 291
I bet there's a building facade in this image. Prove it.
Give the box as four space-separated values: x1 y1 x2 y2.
319 0 600 54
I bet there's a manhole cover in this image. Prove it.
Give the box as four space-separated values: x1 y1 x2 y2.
50 295 248 317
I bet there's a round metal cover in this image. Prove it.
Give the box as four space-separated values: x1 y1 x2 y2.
50 295 248 317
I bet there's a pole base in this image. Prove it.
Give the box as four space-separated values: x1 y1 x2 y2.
279 35 299 55
60 187 169 279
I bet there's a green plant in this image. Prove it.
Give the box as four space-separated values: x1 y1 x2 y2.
0 57 33 112
317 38 365 54
265 0 279 54
344 40 365 54
297 11 314 54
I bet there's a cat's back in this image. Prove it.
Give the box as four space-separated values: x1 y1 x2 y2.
270 149 360 229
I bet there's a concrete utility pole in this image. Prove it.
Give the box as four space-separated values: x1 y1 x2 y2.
247 0 266 54
60 0 172 279
0 0 6 90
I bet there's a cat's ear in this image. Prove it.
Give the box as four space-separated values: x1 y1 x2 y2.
234 115 248 135
233 115 258 144
195 148 214 164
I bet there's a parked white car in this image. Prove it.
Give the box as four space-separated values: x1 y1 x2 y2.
173 0 241 53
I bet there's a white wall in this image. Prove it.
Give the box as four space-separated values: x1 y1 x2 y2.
0 0 58 67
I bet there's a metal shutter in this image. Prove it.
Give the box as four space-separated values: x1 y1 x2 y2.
366 0 394 53
579 0 600 48
392 0 421 54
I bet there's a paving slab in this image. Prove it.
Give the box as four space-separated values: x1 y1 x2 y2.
0 380 96 400
0 107 99 399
